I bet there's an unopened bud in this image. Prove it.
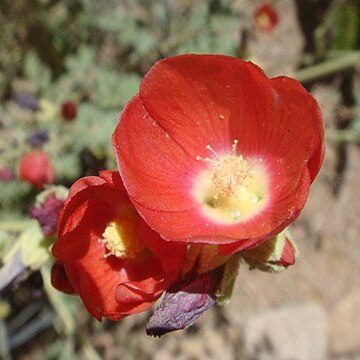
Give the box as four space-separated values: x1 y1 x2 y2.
241 229 298 273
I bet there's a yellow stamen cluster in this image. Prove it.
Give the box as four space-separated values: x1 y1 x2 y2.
211 154 252 200
100 219 145 259
194 140 268 223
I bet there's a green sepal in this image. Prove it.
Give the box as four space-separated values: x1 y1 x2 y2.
241 229 299 273
19 222 53 270
215 253 241 305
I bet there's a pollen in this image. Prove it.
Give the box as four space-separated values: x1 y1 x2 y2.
194 140 269 223
100 219 145 259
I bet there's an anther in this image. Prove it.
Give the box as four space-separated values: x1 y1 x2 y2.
196 155 219 165
205 144 220 159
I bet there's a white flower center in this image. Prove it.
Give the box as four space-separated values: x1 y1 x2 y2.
194 141 269 223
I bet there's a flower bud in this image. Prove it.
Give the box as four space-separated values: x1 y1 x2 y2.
241 229 298 273
19 151 55 189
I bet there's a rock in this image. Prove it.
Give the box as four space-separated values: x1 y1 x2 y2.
329 289 360 356
239 303 327 360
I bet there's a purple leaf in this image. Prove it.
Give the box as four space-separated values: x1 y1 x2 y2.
146 272 217 337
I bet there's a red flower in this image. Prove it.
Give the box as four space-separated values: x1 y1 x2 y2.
60 101 77 121
254 3 279 33
51 170 186 321
113 55 324 254
19 150 55 189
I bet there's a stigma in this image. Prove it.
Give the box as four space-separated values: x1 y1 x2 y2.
194 140 269 223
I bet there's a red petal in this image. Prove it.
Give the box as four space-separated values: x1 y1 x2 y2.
113 95 198 213
275 237 296 266
269 76 325 183
57 176 129 238
55 226 169 320
51 261 76 295
99 170 126 190
139 55 245 157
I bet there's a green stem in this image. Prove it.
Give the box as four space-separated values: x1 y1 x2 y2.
0 220 34 232
41 266 75 336
127 22 221 69
325 129 360 143
295 51 360 83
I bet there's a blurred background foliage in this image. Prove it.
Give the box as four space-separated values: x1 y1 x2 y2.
1 0 360 359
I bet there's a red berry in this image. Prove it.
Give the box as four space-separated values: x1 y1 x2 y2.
60 101 77 121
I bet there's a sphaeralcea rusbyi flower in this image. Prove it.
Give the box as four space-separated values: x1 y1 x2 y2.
19 150 55 189
51 170 186 320
254 3 279 33
113 54 324 254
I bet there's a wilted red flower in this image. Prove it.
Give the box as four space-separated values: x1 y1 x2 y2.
51 171 186 321
254 3 279 33
113 55 324 254
19 150 55 189
60 101 77 121
30 195 65 236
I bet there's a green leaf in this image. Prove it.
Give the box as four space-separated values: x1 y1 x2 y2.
95 69 141 109
0 231 12 260
72 103 118 154
41 266 78 337
44 338 80 360
332 3 359 50
24 53 52 93
0 181 32 207
65 46 96 82
19 222 52 270
215 254 241 305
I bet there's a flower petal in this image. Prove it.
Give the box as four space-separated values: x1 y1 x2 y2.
113 95 197 213
51 261 76 295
